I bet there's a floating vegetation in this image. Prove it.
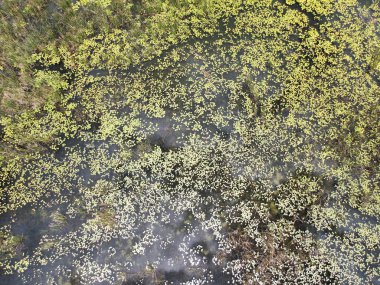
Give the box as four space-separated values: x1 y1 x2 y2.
0 0 379 284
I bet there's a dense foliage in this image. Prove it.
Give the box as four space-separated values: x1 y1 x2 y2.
0 0 379 284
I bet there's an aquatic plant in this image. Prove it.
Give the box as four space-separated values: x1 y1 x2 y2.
0 0 379 284
0 231 23 261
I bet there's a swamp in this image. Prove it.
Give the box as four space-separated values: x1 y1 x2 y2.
0 0 379 284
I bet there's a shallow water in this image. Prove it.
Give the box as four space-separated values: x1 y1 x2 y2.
1 3 379 283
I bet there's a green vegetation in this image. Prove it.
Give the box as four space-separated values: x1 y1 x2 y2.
0 0 379 284
0 231 23 261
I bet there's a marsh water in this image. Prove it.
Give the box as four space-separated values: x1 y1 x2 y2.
0 36 247 285
1 2 379 285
